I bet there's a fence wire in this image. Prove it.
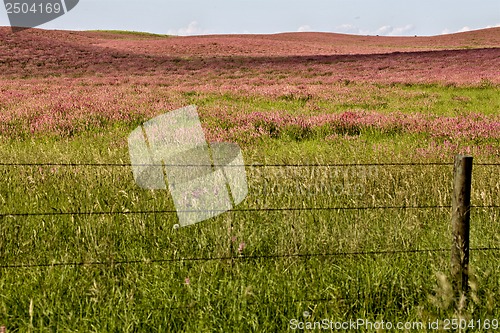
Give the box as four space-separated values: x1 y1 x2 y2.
2 247 499 270
2 205 499 219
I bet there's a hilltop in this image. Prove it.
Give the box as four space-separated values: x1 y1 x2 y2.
0 27 498 84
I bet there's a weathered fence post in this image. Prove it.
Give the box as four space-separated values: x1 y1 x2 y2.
451 154 473 312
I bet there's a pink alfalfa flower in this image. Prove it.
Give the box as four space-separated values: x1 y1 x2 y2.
238 242 246 254
184 277 190 286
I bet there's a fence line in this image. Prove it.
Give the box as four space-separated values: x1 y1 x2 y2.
0 158 498 320
2 205 498 219
2 247 499 270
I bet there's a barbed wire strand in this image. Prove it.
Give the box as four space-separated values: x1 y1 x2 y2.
2 205 499 219
2 248 499 270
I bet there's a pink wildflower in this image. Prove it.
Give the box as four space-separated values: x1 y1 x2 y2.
238 242 246 254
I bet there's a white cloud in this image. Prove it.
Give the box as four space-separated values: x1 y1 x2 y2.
386 24 415 36
375 25 393 35
369 24 415 36
441 23 499 35
167 21 211 36
457 26 472 33
297 25 312 32
335 24 360 34
334 24 415 36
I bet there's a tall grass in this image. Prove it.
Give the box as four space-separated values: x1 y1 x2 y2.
0 130 499 331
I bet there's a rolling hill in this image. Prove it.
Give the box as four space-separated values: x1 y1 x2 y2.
0 27 499 84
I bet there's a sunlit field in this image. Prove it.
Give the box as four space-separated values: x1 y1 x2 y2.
0 27 499 332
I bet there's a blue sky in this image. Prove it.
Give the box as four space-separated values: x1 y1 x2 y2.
1 0 499 36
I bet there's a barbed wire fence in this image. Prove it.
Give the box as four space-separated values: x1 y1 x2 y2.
0 159 499 313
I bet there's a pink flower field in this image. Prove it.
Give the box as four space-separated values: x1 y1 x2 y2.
0 27 499 157
1 27 500 331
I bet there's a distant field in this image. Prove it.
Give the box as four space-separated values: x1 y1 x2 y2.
0 27 499 332
86 30 171 39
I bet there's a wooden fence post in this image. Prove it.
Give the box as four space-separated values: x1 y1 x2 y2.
451 154 473 312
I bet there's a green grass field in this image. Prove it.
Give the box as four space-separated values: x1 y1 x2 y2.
1 80 499 331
